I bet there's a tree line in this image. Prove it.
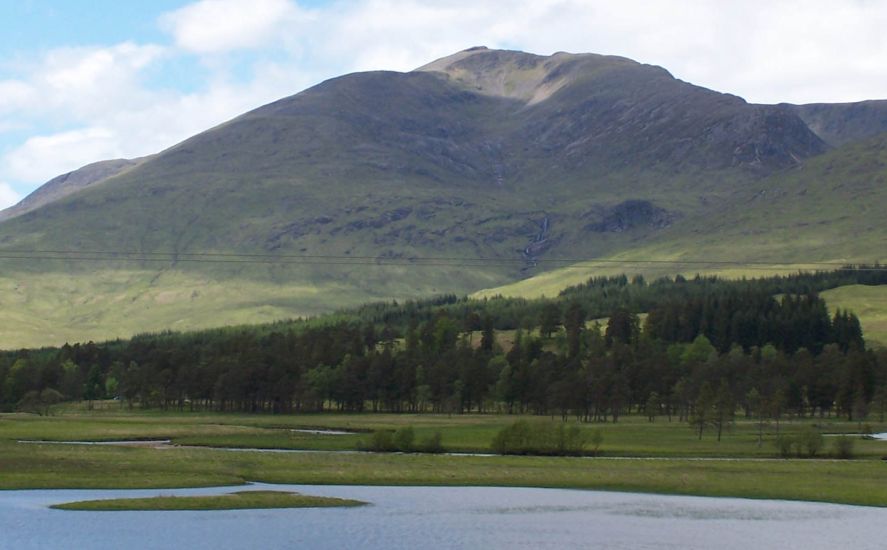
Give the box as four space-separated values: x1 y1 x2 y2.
2 268 886 430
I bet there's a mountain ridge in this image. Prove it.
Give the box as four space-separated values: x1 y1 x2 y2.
0 157 149 222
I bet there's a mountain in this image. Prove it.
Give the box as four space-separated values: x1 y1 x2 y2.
0 46 885 348
0 157 146 222
787 100 887 146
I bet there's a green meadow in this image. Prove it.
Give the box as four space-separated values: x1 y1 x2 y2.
2 409 886 507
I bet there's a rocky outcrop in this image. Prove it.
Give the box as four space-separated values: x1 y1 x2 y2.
583 200 678 233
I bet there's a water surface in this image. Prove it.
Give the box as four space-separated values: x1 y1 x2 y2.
2 484 886 549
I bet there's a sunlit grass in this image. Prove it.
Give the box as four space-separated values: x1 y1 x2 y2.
822 285 887 348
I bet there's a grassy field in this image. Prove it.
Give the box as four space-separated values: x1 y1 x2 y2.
4 407 886 458
3 436 887 507
822 285 887 348
51 490 365 511
2 409 887 506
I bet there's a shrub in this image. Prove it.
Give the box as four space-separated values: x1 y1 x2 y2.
553 423 587 456
833 435 855 459
393 427 415 452
775 434 794 458
589 429 604 456
360 426 431 453
361 430 396 452
16 388 64 416
797 427 824 457
491 420 533 455
491 420 588 456
420 431 445 454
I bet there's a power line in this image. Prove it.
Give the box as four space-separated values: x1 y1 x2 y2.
0 248 876 266
0 249 884 270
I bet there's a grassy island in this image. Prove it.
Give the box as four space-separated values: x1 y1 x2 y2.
51 490 366 511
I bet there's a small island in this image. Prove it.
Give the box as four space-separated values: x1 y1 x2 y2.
51 490 366 511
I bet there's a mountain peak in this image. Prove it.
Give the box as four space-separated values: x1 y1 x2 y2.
415 47 640 104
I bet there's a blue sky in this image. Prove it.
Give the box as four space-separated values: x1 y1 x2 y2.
0 2 182 52
1 0 886 209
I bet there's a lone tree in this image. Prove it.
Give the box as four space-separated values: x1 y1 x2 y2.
690 382 715 440
480 314 496 352
17 388 64 416
712 378 735 442
538 303 561 339
563 302 586 360
645 391 660 423
746 387 767 447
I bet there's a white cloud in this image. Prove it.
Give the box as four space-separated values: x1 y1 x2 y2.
0 39 313 186
0 182 21 210
160 0 306 54
39 43 166 116
43 43 162 91
0 80 36 115
0 42 166 126
317 0 887 104
3 128 118 183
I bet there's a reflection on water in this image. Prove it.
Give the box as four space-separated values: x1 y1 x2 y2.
2 484 886 550
475 500 847 521
291 429 355 435
474 502 846 521
604 502 844 521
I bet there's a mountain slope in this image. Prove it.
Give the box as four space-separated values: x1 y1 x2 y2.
788 100 887 146
0 157 146 222
476 130 887 299
0 46 883 348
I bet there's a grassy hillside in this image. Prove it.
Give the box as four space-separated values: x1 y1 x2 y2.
821 285 887 348
0 264 507 348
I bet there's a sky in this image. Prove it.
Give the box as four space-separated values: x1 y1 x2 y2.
1 0 886 209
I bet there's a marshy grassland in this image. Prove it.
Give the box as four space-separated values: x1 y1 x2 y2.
2 407 886 507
